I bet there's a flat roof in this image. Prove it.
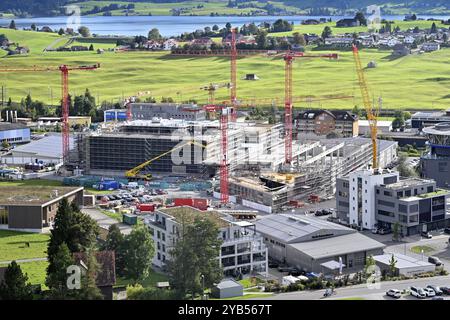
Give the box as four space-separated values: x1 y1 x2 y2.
159 207 231 228
373 253 434 269
255 214 354 244
383 177 434 190
11 134 74 159
288 233 385 260
359 120 393 127
0 186 83 205
0 122 28 131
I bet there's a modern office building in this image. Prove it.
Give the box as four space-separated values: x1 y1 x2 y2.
255 214 385 273
411 110 450 129
336 169 450 235
147 207 268 277
421 122 450 188
130 103 207 121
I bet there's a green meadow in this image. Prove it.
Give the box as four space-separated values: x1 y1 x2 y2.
0 26 448 110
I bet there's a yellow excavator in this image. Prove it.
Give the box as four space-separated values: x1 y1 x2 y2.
125 140 206 180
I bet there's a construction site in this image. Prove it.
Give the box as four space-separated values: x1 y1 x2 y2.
1 29 397 215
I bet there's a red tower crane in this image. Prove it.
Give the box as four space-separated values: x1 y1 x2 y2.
283 52 338 164
203 104 232 204
0 64 100 164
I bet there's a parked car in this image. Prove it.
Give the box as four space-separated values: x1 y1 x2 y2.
427 285 443 296
440 286 450 295
423 287 436 297
277 266 293 273
410 286 427 299
421 231 433 239
444 228 450 235
378 228 392 235
371 228 379 234
268 261 279 268
289 268 305 277
386 289 402 299
431 296 444 300
428 256 443 266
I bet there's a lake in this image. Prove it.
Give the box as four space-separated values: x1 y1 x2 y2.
0 14 449 37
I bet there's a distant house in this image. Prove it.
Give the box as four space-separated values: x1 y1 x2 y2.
392 44 411 56
163 39 178 51
144 40 162 50
73 250 116 300
336 18 360 28
421 42 440 52
191 37 213 48
304 33 320 44
302 19 320 25
8 46 29 55
324 37 354 46
211 279 243 299
70 45 89 51
222 34 256 46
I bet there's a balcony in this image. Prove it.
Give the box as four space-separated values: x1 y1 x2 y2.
148 219 166 231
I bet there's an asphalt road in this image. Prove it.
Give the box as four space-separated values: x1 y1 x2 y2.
258 275 450 300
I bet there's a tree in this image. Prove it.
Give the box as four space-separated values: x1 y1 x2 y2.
76 247 103 300
392 222 400 241
212 24 219 32
321 26 332 40
167 216 223 299
0 261 33 300
101 224 126 276
122 225 154 282
355 11 367 26
78 26 91 38
45 242 75 299
89 44 94 51
292 32 306 46
9 20 16 30
256 30 268 49
397 153 418 177
1 140 10 150
148 28 162 41
58 28 65 36
431 22 437 34
388 254 397 277
364 255 376 277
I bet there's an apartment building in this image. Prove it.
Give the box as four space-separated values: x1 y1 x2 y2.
147 207 268 277
336 169 450 235
295 110 359 138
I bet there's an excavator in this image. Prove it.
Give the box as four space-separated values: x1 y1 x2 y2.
125 140 206 181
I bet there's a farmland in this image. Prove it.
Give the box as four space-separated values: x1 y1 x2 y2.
0 26 449 110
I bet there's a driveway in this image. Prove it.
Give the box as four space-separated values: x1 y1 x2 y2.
82 208 133 235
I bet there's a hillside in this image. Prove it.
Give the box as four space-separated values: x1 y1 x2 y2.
1 0 450 17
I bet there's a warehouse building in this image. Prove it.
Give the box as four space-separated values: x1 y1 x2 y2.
374 253 435 277
130 103 206 121
0 122 31 145
0 186 84 232
411 110 450 129
255 214 385 273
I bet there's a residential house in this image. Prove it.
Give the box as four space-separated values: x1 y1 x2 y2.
302 19 320 25
70 45 89 51
40 26 53 33
144 40 162 50
324 37 354 47
163 39 179 51
392 44 411 56
422 42 440 52
222 34 256 46
190 37 214 49
295 109 359 137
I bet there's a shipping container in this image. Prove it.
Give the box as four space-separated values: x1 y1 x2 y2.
173 198 209 211
138 203 155 212
123 214 137 225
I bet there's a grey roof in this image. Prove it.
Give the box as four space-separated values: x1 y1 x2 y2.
215 279 243 290
255 214 354 244
288 233 385 259
373 253 434 269
0 122 28 131
11 134 74 159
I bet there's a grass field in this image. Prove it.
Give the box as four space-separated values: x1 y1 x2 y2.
410 245 435 254
0 260 48 286
0 230 49 262
115 269 169 288
73 0 302 16
0 27 449 110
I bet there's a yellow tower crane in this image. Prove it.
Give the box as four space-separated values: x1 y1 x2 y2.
352 44 380 170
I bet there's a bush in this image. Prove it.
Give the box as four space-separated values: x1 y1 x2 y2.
126 284 179 300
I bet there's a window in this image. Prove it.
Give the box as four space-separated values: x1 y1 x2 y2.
398 204 408 213
409 215 419 223
157 231 160 239
409 204 419 212
383 191 392 197
427 186 433 193
378 210 395 217
378 200 395 207
162 244 165 252
157 242 161 250
397 191 403 198
157 253 161 260
162 233 165 241
405 190 411 197
399 215 408 223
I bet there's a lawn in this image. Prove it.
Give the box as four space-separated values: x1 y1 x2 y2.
0 27 450 110
0 260 48 287
0 179 63 188
115 268 169 288
100 209 123 222
411 245 435 254
0 230 49 262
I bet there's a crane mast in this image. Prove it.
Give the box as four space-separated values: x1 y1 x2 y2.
352 44 379 169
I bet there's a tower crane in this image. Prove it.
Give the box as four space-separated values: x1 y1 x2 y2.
352 44 379 169
283 51 338 165
200 82 232 104
0 64 100 164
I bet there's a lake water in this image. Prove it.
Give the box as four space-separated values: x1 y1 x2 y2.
1 15 449 37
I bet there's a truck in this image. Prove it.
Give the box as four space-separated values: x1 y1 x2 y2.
173 198 209 211
137 203 155 213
